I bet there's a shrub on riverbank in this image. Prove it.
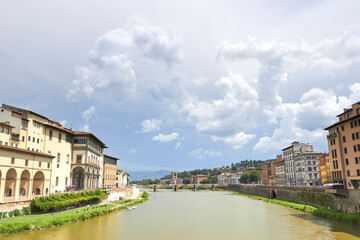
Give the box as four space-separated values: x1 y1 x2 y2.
313 208 360 225
31 189 105 212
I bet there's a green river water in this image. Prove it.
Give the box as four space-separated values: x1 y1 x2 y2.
3 190 360 240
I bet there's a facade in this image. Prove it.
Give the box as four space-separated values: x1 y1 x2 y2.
325 101 360 189
122 172 129 187
0 122 17 147
103 155 118 188
274 159 286 186
0 145 53 202
245 167 262 173
71 132 107 190
218 172 243 184
261 161 275 185
294 152 321 186
282 142 313 186
318 153 329 185
191 173 209 184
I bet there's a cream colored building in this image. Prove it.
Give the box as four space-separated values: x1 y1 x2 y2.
103 155 118 188
218 172 243 184
71 132 107 190
0 145 53 202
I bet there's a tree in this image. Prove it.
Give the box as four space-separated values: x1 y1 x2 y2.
183 177 191 184
239 172 250 183
249 171 261 183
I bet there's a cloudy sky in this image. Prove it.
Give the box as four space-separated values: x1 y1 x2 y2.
1 1 360 172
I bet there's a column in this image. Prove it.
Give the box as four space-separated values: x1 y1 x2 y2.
28 179 33 199
0 178 5 202
14 178 20 201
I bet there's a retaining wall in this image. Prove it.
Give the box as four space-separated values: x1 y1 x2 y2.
229 184 360 213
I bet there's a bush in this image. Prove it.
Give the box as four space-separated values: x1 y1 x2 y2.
31 190 105 213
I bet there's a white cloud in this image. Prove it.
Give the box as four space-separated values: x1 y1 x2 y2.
189 148 222 159
128 148 137 154
67 19 182 102
141 118 162 133
152 132 179 142
211 131 256 149
82 105 96 121
174 142 181 149
79 124 90 132
254 83 360 152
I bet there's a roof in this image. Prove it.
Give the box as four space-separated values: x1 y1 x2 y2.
2 104 47 120
74 132 107 148
324 113 360 130
0 145 55 158
104 154 119 160
0 122 15 128
44 123 74 134
281 145 293 151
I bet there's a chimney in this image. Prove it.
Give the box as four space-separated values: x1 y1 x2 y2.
70 128 74 131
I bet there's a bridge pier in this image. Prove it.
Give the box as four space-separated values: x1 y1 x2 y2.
193 184 197 191
174 185 178 191
154 185 157 192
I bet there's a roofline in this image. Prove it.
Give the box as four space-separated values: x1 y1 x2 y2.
104 154 119 160
281 145 293 151
74 132 107 148
0 145 55 158
2 104 48 120
324 114 360 130
44 123 74 134
0 122 15 128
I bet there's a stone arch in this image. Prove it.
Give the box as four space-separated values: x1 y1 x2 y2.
72 166 85 190
5 168 17 198
20 170 30 197
33 171 45 195
270 189 277 199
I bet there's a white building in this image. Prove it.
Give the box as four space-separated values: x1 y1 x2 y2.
218 172 243 184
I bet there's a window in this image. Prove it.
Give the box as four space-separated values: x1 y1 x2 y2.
356 157 359 164
57 164 59 168
57 153 60 163
58 133 62 143
357 170 360 176
344 147 348 154
33 121 41 128
0 127 3 133
343 136 346 143
39 161 41 167
353 133 355 140
47 162 50 168
5 128 9 134
56 177 59 186
76 154 82 163
11 158 15 164
49 130 53 140
65 177 68 186
37 138 39 143
33 137 35 143
21 121 27 130
22 136 25 142
346 158 349 165
25 160 28 166
341 125 345 131
354 145 357 152
66 155 69 164
351 122 354 128
4 142 7 146
347 170 350 177
28 136 31 141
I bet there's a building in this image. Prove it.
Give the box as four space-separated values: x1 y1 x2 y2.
0 145 53 202
318 153 329 185
218 172 243 184
191 173 209 184
261 161 275 185
0 122 17 147
116 169 123 188
0 104 74 193
103 155 118 188
71 132 107 190
324 101 360 189
294 152 321 186
122 172 129 187
274 157 286 186
282 141 313 186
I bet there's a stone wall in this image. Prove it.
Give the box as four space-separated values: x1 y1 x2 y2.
229 184 360 213
0 200 31 212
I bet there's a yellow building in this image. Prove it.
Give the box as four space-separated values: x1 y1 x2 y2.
103 155 118 189
0 145 53 202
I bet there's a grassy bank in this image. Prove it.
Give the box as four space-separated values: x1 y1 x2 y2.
231 191 360 226
0 192 150 236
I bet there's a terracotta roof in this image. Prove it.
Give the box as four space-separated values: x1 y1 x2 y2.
74 131 107 148
0 145 55 158
44 123 74 134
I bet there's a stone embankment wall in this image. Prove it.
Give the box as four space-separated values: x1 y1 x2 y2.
107 187 140 202
228 184 360 213
0 200 31 212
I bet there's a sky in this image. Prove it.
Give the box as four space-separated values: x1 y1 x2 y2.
1 1 360 172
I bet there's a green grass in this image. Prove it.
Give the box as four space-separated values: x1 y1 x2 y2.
231 191 360 226
231 191 317 213
0 191 151 236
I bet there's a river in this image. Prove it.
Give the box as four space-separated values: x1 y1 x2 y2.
3 190 360 240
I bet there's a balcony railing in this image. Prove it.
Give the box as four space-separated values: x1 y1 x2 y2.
327 132 337 138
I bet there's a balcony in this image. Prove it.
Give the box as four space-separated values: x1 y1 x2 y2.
327 132 337 138
11 133 20 140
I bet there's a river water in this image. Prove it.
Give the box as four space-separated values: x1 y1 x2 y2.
3 190 360 240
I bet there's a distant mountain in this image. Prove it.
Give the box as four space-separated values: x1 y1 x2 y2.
127 170 171 181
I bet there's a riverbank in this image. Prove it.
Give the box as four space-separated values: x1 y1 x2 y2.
0 192 150 236
231 191 360 226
